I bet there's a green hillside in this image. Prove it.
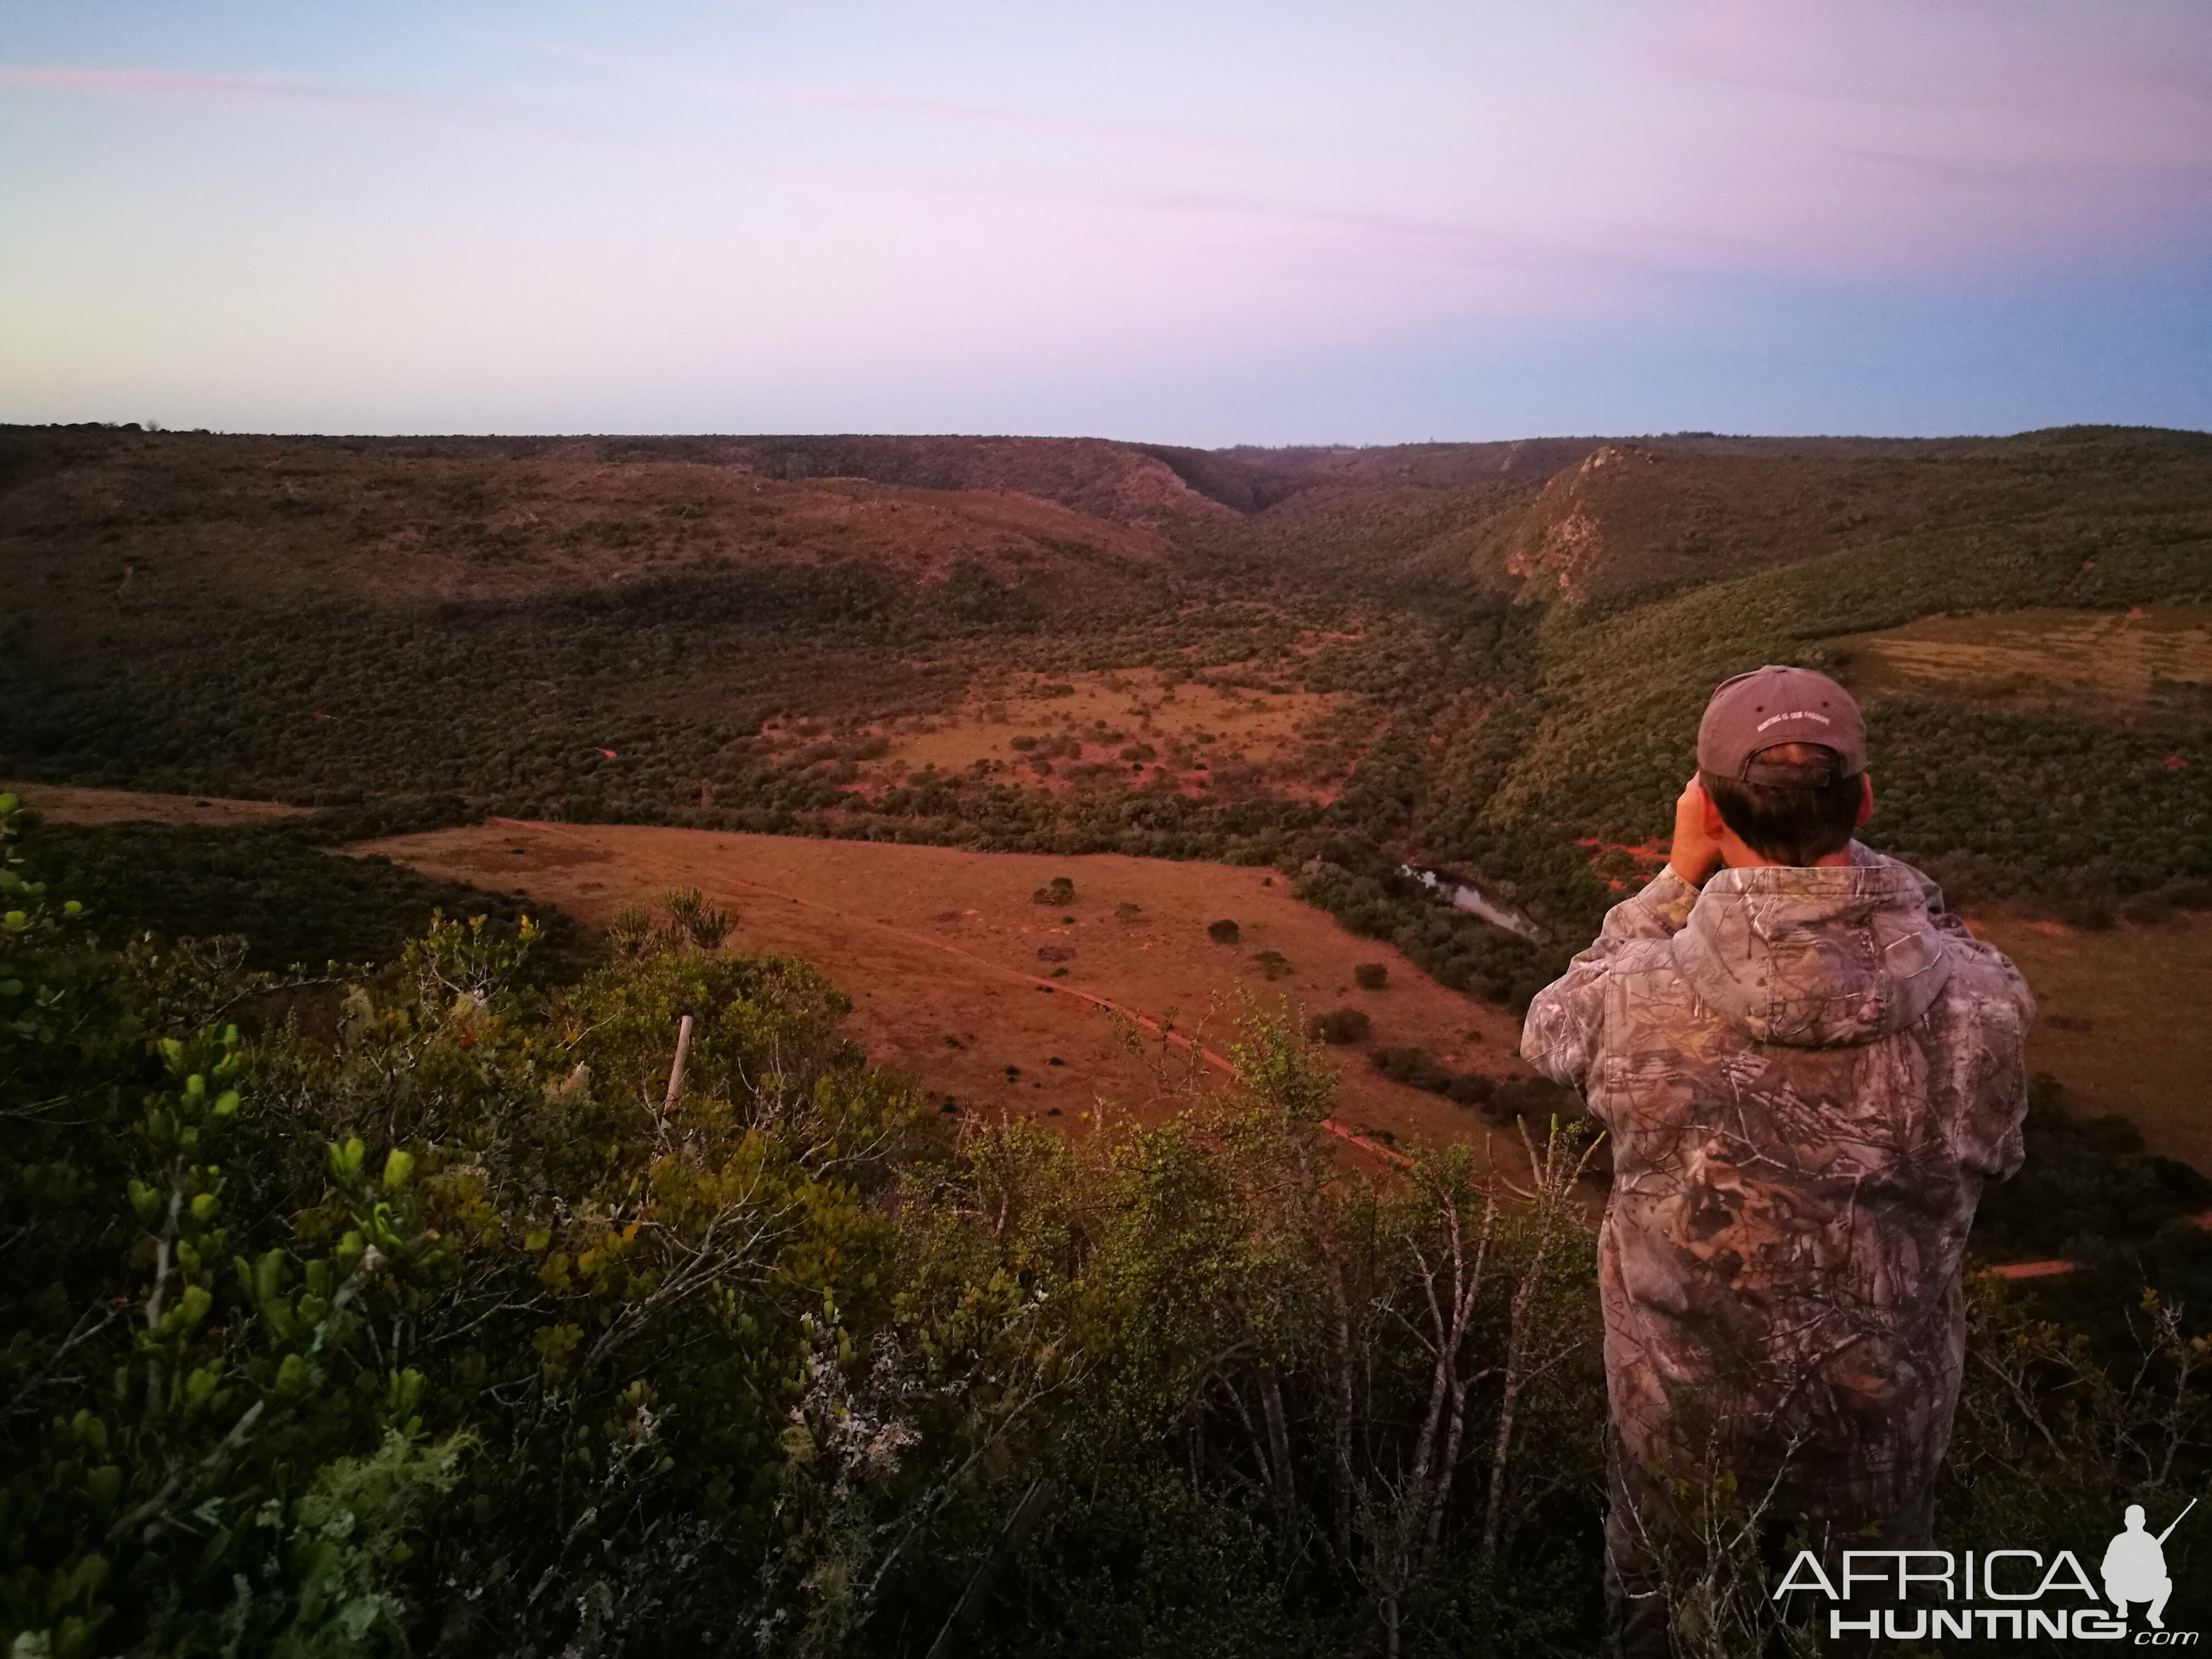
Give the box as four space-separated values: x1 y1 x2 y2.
4 421 2208 1005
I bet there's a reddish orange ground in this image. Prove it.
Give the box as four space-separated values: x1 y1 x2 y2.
23 780 2198 1176
1962 906 2212 1171
354 819 1539 1160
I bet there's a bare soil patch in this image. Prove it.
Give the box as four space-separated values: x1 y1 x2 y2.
2 780 309 828
1963 907 2212 1170
353 821 1537 1158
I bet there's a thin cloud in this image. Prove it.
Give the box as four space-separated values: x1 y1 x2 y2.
754 85 1238 154
0 65 441 118
480 29 1236 154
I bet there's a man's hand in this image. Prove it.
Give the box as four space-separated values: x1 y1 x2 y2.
1668 777 1724 887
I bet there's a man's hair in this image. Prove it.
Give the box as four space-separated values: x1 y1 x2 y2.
1700 743 1863 866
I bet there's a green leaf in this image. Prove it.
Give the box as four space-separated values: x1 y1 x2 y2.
166 1283 213 1334
254 1248 286 1307
275 1352 313 1399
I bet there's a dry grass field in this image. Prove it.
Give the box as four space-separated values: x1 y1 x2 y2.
14 775 2199 1173
11 769 2203 1175
1838 605 2212 726
353 819 1536 1158
756 663 1377 803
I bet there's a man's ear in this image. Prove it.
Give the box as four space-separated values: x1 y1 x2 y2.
1855 774 1875 828
1698 777 1728 837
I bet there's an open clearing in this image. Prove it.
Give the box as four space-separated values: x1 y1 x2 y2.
2 780 309 828
11 778 2203 1172
354 819 1535 1156
1837 606 2212 726
758 664 1373 802
1964 907 2212 1170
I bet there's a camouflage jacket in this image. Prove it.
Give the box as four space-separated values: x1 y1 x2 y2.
1522 845 2035 1521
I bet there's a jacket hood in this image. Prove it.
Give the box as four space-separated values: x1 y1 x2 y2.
1668 846 1954 1047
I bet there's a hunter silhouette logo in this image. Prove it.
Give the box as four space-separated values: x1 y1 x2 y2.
2107 1500 2195 1631
1773 1501 2204 1642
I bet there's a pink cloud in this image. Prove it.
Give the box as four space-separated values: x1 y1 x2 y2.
753 85 1236 154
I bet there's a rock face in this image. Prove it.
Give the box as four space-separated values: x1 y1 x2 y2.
1502 445 1652 601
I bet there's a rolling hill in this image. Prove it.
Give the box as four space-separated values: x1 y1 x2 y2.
5 419 2208 979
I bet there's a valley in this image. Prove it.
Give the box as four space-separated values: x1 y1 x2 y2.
6 419 2209 1162
13 775 2206 1180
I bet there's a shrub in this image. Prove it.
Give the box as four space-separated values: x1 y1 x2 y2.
1353 962 1389 990
660 886 734 950
1207 919 1242 944
1033 876 1076 906
1251 949 1292 981
1307 1007 1371 1045
1444 1072 1494 1107
1372 1044 1452 1089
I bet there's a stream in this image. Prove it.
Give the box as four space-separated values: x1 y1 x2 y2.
1396 865 1545 943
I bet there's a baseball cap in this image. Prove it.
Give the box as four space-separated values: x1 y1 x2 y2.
1696 665 1865 787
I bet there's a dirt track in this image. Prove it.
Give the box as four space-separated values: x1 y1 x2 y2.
355 819 1541 1160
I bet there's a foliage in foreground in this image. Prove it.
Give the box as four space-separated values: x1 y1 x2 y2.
7 798 2212 1656
0 797 1609 1656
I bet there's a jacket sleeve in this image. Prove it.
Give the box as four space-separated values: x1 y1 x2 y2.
1520 867 1700 1094
1945 938 2040 1182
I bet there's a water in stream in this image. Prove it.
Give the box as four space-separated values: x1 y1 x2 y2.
1396 865 1544 943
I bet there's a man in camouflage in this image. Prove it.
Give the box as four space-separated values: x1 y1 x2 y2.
1521 666 2036 1657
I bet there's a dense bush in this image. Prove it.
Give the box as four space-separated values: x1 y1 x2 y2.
0 804 1616 1655
1306 1007 1370 1045
7 802 2212 1653
13 816 583 978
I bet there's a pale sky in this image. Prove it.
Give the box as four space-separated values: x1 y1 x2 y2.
3 1 2209 443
